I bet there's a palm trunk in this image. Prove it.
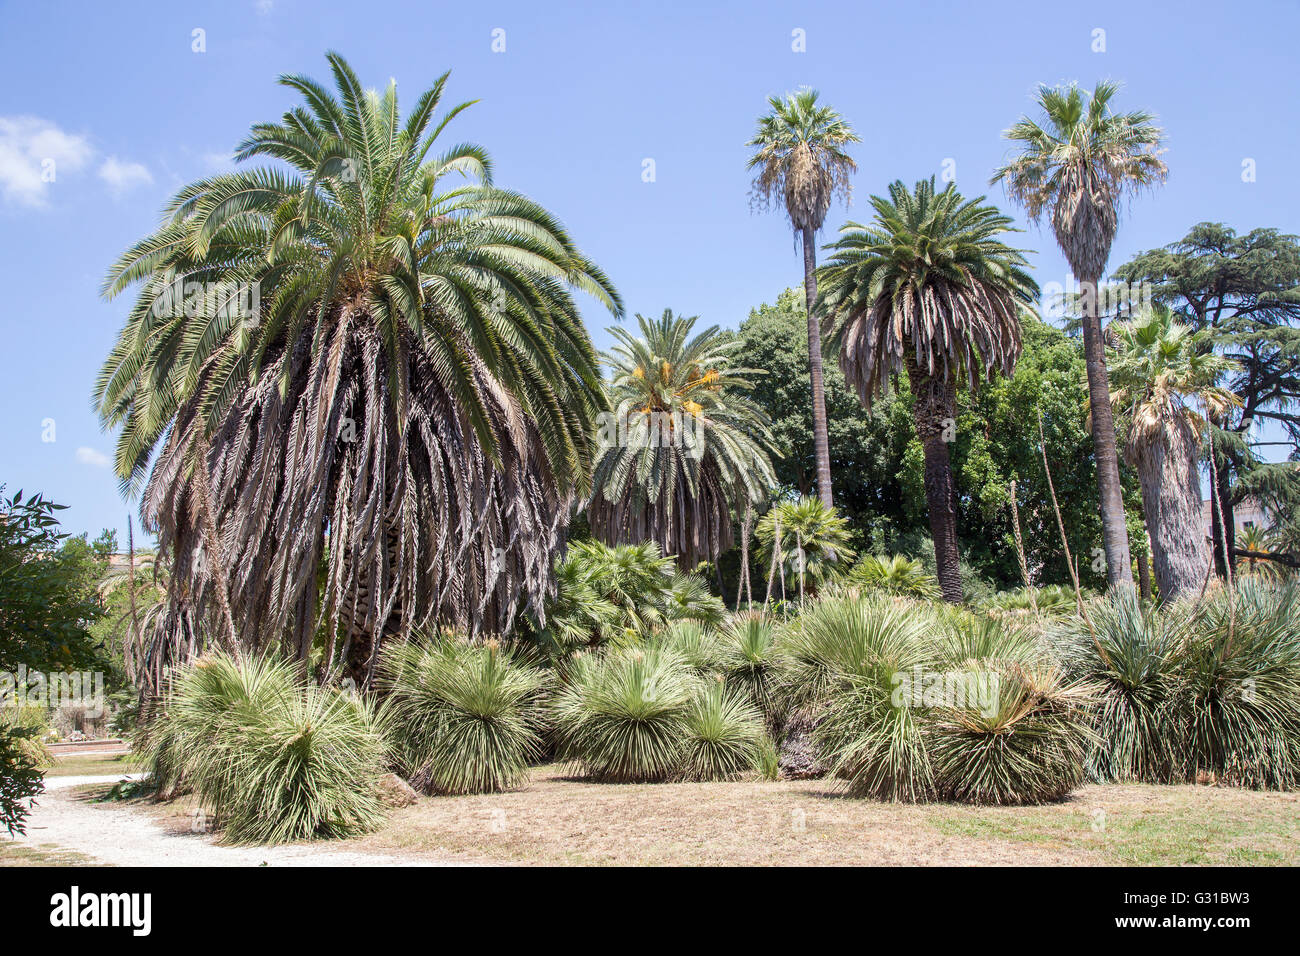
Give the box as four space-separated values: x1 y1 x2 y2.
1080 271 1134 589
907 361 962 603
1136 546 1152 602
801 225 834 509
1132 417 1210 599
1210 437 1236 578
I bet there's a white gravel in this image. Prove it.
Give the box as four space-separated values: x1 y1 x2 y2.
17 775 464 867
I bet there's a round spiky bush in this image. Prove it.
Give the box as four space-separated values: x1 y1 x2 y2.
678 679 767 781
552 646 695 781
984 584 1080 617
926 658 1095 805
783 594 937 800
649 619 723 675
1175 579 1300 789
717 612 784 726
846 555 940 599
1048 589 1182 783
380 637 548 795
147 653 388 844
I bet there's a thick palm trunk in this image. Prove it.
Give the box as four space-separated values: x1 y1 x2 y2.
801 225 834 509
907 362 962 603
1080 272 1134 589
1133 417 1210 600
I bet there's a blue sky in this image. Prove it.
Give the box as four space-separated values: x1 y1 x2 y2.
1 0 1296 543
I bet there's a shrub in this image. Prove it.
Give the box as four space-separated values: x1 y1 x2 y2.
717 612 784 726
380 637 548 795
678 679 766 781
1175 579 1300 789
928 617 1095 804
846 555 940 600
1048 589 1182 783
0 723 45 837
783 594 936 800
649 620 723 675
552 646 695 782
984 584 1080 616
142 653 387 844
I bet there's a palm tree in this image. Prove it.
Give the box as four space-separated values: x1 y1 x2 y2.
991 81 1167 590
747 89 860 510
1107 307 1238 598
588 310 776 569
755 495 855 600
95 54 620 687
818 178 1037 603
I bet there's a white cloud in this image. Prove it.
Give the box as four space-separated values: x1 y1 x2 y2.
0 116 93 207
98 156 153 196
76 447 112 469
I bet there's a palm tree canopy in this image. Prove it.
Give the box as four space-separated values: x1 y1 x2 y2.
93 53 621 679
817 177 1039 406
990 81 1167 280
1107 305 1240 455
746 88 860 233
588 309 776 568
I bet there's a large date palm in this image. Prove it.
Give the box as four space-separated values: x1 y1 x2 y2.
818 178 1037 603
1107 307 1238 598
991 81 1167 590
747 89 859 510
588 310 776 570
95 54 620 688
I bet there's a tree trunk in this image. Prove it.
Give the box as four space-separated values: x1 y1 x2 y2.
1132 416 1210 600
1136 546 1151 602
907 362 962 603
1079 271 1134 589
801 225 834 509
1210 439 1236 579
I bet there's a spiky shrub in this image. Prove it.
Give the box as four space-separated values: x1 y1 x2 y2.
665 572 726 628
783 594 936 800
552 647 695 782
1175 579 1300 789
380 637 548 795
928 616 1095 805
984 584 1079 616
717 612 785 727
649 620 723 675
678 679 767 781
145 653 387 844
847 555 940 600
1048 590 1181 783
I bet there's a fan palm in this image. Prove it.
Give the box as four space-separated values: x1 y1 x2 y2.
991 81 1167 590
755 495 855 599
588 310 776 569
818 178 1037 603
747 89 860 509
1107 306 1239 598
94 54 620 686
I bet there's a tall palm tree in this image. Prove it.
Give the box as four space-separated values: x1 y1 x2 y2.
588 309 776 570
747 89 860 510
991 81 1167 590
818 178 1037 603
1107 307 1238 598
94 54 620 687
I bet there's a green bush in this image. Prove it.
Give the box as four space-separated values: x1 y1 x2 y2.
552 646 695 782
1049 589 1182 783
1176 579 1300 789
142 653 388 844
984 584 1080 616
846 555 940 600
649 619 723 675
379 637 548 795
1 723 46 836
679 679 766 781
717 612 784 727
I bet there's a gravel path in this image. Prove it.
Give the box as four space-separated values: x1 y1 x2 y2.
17 775 464 867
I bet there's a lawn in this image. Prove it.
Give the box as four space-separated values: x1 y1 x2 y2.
45 753 138 779
148 765 1300 866
0 842 99 867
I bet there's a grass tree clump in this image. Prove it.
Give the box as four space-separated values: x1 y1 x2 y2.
380 637 549 795
678 678 767 781
717 612 785 727
783 593 936 800
552 646 696 782
145 653 388 844
1175 579 1300 789
928 616 1095 805
846 555 940 600
649 619 723 675
1048 589 1182 784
